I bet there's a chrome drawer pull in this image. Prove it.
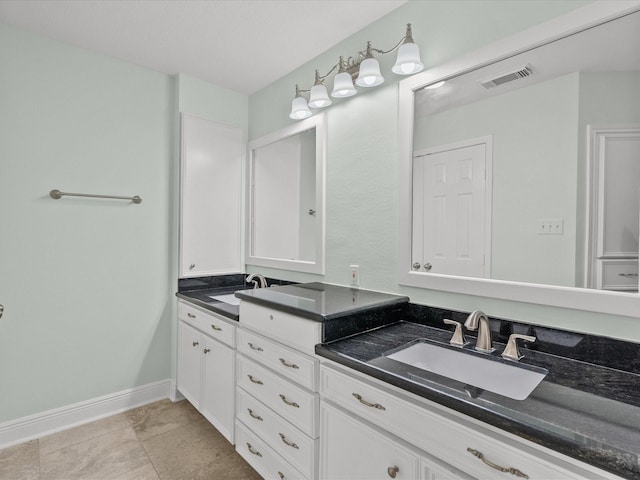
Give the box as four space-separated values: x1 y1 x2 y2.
247 408 263 421
248 375 263 385
467 448 529 479
248 342 264 351
352 393 386 411
387 466 399 478
192 341 199 347
246 443 262 457
279 394 300 408
210 324 222 331
279 358 300 369
279 433 299 449
187 313 196 318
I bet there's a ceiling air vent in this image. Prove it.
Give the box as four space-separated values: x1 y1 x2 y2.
480 65 533 89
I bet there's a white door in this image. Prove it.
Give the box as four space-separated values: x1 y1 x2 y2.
177 321 202 409
320 402 420 480
413 139 491 278
201 338 235 443
588 126 640 291
180 114 243 277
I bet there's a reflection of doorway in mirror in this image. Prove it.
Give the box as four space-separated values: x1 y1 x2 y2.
586 125 640 292
412 137 492 278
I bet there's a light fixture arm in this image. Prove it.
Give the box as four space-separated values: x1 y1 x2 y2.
315 64 339 84
295 84 310 97
368 24 415 56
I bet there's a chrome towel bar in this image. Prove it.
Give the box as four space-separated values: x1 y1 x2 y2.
50 189 142 204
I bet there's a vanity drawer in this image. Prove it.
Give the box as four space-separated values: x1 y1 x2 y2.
320 364 585 480
236 420 308 480
237 388 317 478
239 301 322 356
178 300 236 347
599 259 638 291
238 328 318 390
238 355 319 438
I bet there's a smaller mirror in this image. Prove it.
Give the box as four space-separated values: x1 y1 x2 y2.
247 114 326 274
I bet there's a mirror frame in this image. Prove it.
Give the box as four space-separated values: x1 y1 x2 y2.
398 1 640 318
246 114 326 274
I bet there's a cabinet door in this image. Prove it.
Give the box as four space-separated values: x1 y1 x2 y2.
421 457 474 480
180 114 243 277
201 338 235 443
320 402 419 480
177 321 202 408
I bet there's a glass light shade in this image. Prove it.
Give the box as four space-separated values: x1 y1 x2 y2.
392 42 424 75
289 96 312 120
331 72 357 98
355 58 384 87
308 84 332 108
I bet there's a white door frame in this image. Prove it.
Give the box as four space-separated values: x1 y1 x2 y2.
585 124 640 289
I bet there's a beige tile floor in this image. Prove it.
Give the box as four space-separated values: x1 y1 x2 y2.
0 399 262 480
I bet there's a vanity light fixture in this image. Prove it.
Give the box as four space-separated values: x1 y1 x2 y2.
289 23 424 120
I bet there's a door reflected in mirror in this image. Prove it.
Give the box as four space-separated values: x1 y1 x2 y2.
247 114 325 274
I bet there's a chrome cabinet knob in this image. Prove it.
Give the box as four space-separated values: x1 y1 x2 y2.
412 262 421 270
424 263 432 271
0 304 4 319
189 263 195 270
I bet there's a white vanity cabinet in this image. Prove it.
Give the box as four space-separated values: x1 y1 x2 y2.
319 363 623 480
236 301 322 480
320 401 471 480
177 300 236 442
179 114 243 278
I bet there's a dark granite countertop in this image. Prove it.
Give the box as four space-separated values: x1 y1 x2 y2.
175 274 295 321
234 282 409 322
316 320 640 479
176 287 245 320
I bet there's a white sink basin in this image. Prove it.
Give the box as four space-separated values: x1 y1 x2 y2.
208 293 241 306
385 341 547 400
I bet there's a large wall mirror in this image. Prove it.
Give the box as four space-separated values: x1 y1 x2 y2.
398 3 640 317
247 114 326 274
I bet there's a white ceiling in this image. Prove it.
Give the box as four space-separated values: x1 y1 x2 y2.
0 0 406 95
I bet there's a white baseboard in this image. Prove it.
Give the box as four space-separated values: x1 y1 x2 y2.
0 379 172 450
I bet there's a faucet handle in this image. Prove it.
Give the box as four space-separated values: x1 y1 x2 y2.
501 334 536 361
443 319 468 347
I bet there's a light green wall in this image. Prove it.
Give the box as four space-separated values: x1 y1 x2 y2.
0 24 250 423
246 0 640 343
177 74 249 129
0 21 174 422
414 73 580 287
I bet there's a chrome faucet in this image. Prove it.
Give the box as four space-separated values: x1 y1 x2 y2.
246 273 267 289
464 310 494 353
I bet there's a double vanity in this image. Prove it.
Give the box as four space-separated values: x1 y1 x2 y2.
176 277 640 480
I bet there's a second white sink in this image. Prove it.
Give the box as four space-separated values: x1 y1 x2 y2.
385 340 547 400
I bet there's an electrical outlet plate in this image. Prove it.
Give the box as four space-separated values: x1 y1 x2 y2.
349 264 360 287
537 218 564 235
